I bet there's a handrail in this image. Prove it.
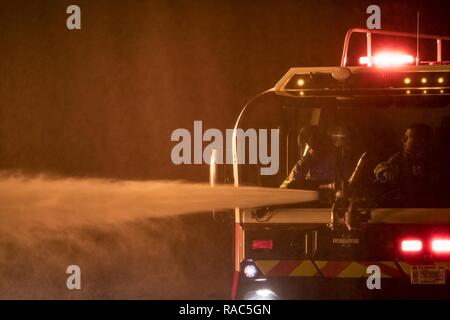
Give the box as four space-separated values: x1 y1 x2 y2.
341 28 450 67
232 88 274 187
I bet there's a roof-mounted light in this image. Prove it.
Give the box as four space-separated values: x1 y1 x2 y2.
359 52 414 67
432 238 450 253
401 239 423 252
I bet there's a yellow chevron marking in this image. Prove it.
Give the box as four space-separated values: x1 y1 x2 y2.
289 260 318 277
380 261 397 270
254 260 279 275
337 262 366 278
378 261 398 278
314 260 328 270
398 261 411 275
314 261 399 278
255 260 407 278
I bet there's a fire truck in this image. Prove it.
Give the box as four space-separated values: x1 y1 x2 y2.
223 28 450 299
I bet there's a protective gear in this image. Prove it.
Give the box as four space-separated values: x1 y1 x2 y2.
374 124 435 186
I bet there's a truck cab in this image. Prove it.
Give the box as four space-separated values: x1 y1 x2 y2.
229 28 450 299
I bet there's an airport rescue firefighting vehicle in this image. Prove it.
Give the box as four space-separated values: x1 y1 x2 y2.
214 28 450 299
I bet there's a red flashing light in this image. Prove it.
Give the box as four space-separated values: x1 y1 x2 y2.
431 238 450 253
401 239 423 253
252 240 273 250
359 52 414 67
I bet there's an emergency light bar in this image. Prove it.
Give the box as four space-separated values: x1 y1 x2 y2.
341 28 450 67
431 238 450 253
282 69 450 95
359 53 415 67
401 239 423 253
400 237 450 254
273 28 450 97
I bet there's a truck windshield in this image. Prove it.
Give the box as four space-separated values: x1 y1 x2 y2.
235 93 450 209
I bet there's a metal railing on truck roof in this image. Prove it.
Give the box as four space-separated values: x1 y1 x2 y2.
341 28 450 67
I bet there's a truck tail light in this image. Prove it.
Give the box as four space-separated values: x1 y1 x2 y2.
252 240 273 250
401 239 423 252
431 238 450 253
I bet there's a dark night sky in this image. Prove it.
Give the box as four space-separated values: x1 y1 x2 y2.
1 0 450 181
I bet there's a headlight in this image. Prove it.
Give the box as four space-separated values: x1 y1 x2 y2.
244 264 258 278
244 288 278 300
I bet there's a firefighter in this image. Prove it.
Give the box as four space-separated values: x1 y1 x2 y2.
280 125 335 190
373 123 439 205
374 123 436 183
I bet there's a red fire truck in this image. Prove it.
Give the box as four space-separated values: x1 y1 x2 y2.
227 28 450 299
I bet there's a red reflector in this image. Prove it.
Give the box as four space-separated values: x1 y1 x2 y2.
401 239 423 252
252 240 273 250
432 239 450 253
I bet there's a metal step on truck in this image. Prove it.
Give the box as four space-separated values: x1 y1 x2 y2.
222 28 450 299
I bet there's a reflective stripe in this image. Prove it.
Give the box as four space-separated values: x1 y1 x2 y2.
317 261 350 277
316 260 404 278
254 260 404 278
255 260 318 277
398 261 411 276
253 260 450 277
289 260 318 277
254 260 280 275
336 262 368 278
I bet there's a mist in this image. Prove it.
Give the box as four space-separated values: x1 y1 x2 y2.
0 173 316 299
